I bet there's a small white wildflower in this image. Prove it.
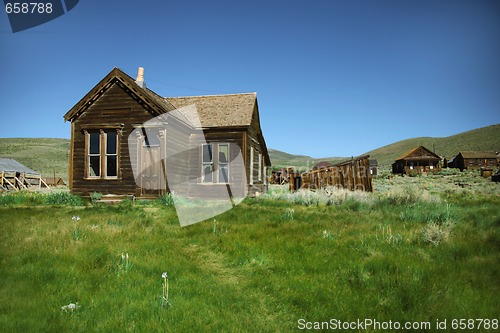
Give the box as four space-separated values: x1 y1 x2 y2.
72 216 80 221
121 253 125 260
162 272 168 279
61 302 79 312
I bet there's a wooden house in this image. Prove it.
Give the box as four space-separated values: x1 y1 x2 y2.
63 67 270 198
447 151 498 171
392 146 441 175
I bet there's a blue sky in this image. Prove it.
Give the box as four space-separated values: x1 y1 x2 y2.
1 0 499 158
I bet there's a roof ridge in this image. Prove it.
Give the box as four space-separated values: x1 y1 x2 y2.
165 92 256 99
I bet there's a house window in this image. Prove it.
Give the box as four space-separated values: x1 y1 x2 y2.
477 159 482 166
258 152 262 181
218 144 229 183
201 143 231 183
469 160 474 166
86 129 119 179
88 132 100 177
106 131 118 177
142 128 160 147
250 146 254 185
202 144 213 183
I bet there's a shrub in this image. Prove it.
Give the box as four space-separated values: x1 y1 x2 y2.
44 192 82 206
157 193 175 207
421 221 452 246
90 191 103 205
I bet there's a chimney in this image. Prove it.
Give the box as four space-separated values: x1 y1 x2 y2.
135 67 146 89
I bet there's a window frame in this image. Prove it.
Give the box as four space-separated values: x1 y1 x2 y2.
201 143 214 183
201 143 231 184
85 129 120 180
218 143 230 183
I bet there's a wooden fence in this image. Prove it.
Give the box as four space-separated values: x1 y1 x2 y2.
0 171 50 191
289 155 373 192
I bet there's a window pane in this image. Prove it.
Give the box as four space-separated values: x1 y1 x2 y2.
89 156 100 176
219 144 228 163
202 144 213 163
89 132 100 154
203 164 213 183
143 128 160 147
219 165 229 183
107 156 117 177
106 131 117 154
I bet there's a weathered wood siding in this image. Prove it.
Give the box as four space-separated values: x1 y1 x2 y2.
290 156 373 192
71 82 155 196
245 106 269 196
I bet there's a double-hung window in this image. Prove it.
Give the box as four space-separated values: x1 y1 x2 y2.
86 129 119 179
202 144 214 183
201 143 230 183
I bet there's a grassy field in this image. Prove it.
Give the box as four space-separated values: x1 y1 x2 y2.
0 172 498 332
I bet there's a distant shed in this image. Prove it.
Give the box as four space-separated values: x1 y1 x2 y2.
0 158 48 190
43 177 66 186
312 161 333 170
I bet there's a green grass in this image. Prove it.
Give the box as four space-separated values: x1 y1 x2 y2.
0 138 70 182
0 181 498 332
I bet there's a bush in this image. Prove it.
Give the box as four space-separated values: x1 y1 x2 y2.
157 193 175 206
90 191 103 205
44 192 82 206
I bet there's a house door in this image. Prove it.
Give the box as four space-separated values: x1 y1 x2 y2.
139 128 166 196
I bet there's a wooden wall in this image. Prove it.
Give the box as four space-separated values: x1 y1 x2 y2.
71 82 156 196
290 156 373 192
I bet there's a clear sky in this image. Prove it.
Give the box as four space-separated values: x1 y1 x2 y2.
1 0 499 158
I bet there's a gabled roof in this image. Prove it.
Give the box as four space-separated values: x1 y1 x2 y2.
0 158 39 175
395 146 440 161
64 68 258 130
64 67 176 122
458 151 498 159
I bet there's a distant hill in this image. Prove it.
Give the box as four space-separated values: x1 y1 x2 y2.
0 138 70 181
364 124 500 168
269 124 500 169
1 124 498 180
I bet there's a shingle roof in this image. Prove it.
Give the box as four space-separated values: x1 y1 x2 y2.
0 158 39 174
459 151 498 159
64 68 258 129
166 93 256 128
395 146 441 161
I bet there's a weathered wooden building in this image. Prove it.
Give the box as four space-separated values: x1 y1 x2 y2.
392 146 441 175
290 155 373 192
0 157 48 191
447 151 498 171
63 67 270 198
